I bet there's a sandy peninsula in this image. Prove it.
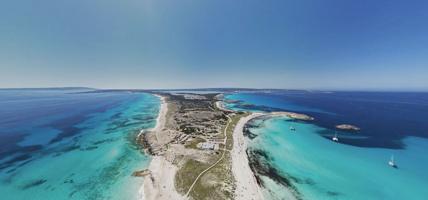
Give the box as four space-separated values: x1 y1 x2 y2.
232 113 265 200
231 111 302 200
137 93 307 200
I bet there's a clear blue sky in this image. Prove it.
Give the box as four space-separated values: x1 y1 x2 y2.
1 0 427 90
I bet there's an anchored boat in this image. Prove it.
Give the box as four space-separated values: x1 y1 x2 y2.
332 132 339 142
388 155 397 168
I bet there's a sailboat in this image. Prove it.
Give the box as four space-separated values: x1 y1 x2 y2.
332 132 339 142
388 155 397 168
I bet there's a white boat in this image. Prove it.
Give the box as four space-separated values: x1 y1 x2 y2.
290 126 296 131
388 155 397 168
332 133 339 142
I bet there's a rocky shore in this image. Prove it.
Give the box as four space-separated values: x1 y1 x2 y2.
336 124 360 131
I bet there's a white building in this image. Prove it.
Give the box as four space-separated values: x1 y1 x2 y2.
197 142 219 150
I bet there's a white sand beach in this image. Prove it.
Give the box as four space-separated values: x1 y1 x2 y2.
232 113 265 200
151 94 167 133
140 95 185 200
215 101 234 112
232 112 299 200
141 156 184 200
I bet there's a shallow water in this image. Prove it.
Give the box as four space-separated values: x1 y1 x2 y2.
0 89 159 200
225 91 428 200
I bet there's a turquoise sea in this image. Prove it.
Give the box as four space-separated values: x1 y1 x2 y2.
225 91 428 200
0 89 159 200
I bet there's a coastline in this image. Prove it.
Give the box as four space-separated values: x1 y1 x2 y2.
151 94 167 133
138 95 307 200
232 113 265 200
231 111 300 200
140 94 185 200
215 100 234 112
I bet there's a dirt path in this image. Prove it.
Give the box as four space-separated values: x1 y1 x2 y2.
184 115 232 197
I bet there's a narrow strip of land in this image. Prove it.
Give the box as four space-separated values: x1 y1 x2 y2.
139 93 316 200
231 113 264 200
185 114 232 197
141 93 234 200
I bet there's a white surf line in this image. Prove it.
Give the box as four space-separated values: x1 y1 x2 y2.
136 129 145 139
185 114 232 197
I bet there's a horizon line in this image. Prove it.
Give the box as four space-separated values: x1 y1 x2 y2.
1 86 427 93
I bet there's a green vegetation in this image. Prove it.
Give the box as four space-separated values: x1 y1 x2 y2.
185 137 206 149
169 92 250 200
225 113 249 150
190 152 234 200
175 159 212 194
178 112 249 200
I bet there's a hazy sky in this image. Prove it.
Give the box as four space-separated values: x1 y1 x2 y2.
1 0 427 90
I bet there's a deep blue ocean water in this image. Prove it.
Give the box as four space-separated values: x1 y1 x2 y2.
225 91 428 200
0 89 159 200
226 91 428 148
